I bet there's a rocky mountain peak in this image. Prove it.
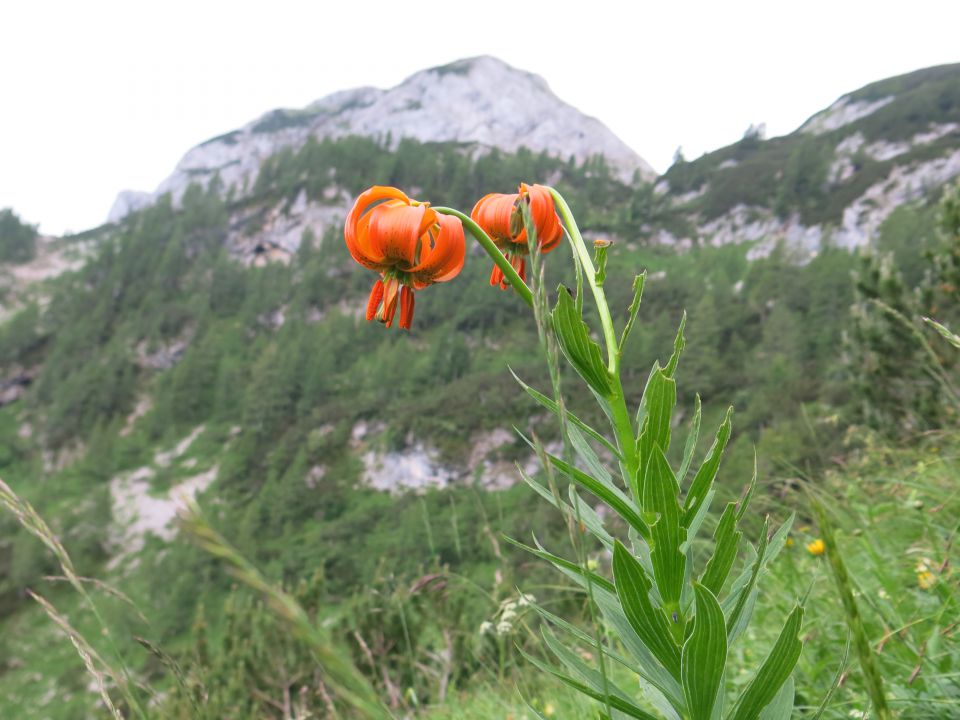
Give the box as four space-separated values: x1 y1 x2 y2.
108 56 654 222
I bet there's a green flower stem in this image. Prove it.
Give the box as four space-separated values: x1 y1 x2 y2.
434 207 533 307
545 190 618 370
546 188 640 486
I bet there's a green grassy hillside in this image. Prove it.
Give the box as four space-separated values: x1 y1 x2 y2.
663 63 960 226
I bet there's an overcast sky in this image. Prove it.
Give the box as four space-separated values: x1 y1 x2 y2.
2 0 959 235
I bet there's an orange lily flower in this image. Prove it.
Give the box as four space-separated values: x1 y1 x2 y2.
345 186 465 329
470 183 563 289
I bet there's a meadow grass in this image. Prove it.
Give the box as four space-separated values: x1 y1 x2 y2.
1 429 958 718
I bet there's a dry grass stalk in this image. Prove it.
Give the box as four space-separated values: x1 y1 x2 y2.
27 590 125 720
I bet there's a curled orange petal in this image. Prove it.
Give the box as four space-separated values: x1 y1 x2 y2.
366 203 435 269
517 183 563 252
345 186 411 269
471 193 519 244
409 213 465 286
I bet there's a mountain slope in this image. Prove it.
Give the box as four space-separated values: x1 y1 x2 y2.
657 63 960 256
108 56 655 222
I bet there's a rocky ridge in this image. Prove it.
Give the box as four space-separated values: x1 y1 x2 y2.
104 61 960 269
107 56 655 223
654 64 960 257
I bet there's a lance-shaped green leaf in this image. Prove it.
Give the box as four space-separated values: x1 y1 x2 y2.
537 446 650 541
570 487 616 550
643 447 686 609
520 647 660 720
637 366 676 486
541 625 635 706
552 285 613 396
593 576 687 710
521 566 685 710
543 590 684 720
682 584 728 720
724 514 794 645
727 605 803 720
758 676 794 720
700 503 741 596
664 311 687 378
540 625 614 692
680 486 715 614
534 597 683 720
526 536 685 709
736 453 758 522
725 518 768 639
636 365 676 504
510 369 621 459
619 271 647 351
568 422 614 489
677 395 702 485
517 466 615 551
593 239 611 286
634 360 658 430
613 541 682 680
505 536 616 594
682 487 716 554
529 600 634 670
683 407 733 525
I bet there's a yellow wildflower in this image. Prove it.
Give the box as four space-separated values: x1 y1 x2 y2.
918 571 936 590
785 537 794 548
543 702 556 717
806 538 826 556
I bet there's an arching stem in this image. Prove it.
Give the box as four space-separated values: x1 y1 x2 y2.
545 188 640 487
434 206 533 307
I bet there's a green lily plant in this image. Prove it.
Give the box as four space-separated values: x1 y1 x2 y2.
435 186 805 720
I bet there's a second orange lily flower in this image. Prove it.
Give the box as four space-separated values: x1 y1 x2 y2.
471 183 563 289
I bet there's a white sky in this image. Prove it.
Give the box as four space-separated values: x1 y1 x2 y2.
2 0 959 235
